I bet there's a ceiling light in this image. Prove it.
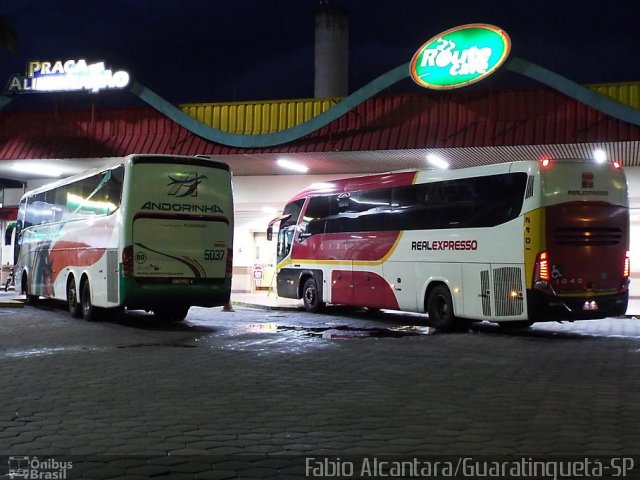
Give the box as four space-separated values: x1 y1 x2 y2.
12 163 64 177
277 158 309 173
593 149 607 164
426 154 449 169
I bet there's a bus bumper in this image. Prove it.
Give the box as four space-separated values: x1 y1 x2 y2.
527 289 629 321
119 276 232 310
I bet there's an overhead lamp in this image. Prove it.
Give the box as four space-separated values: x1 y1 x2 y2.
12 162 64 177
277 158 309 173
593 149 607 164
426 154 449 169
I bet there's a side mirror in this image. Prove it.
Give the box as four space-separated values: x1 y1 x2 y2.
266 226 273 241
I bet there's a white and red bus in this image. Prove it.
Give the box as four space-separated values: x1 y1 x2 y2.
12 154 233 321
268 159 630 329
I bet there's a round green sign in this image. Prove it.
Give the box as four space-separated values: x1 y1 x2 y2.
410 24 511 90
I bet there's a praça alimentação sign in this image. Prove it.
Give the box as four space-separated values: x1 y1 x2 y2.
410 24 511 89
5 59 130 94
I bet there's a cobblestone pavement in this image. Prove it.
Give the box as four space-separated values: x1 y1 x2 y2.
0 299 639 479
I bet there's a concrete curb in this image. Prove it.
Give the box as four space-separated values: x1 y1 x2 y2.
0 299 24 308
231 300 302 312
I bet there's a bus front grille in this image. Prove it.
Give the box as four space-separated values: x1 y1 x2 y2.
554 227 622 246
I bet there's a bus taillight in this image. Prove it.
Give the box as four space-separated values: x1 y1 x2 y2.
226 248 233 278
122 245 133 277
624 250 630 278
534 250 550 285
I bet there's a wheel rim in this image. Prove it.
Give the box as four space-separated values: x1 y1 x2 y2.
436 295 448 318
82 288 90 317
304 285 316 306
68 283 77 309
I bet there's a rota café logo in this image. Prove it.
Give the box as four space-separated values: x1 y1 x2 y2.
410 24 511 90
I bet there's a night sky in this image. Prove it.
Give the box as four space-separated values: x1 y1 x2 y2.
1 0 640 108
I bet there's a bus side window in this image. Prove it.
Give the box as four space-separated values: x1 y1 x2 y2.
300 196 331 239
100 166 124 212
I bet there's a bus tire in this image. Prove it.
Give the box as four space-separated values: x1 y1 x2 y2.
302 277 324 313
154 306 189 322
23 273 38 306
426 284 456 331
81 280 100 322
67 277 82 318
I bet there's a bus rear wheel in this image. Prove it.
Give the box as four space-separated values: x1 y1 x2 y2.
426 284 456 331
67 277 82 318
81 281 100 322
302 277 324 313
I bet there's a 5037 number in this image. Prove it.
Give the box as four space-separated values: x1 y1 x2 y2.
204 249 225 261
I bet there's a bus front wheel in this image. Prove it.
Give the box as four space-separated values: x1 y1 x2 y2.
67 277 82 318
426 285 456 331
302 277 324 313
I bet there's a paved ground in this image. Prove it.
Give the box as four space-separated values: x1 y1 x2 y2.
0 294 639 479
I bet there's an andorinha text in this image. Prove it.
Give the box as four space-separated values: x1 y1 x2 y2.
140 202 223 214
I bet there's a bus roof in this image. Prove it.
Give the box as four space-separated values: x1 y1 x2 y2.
20 154 230 200
287 159 626 202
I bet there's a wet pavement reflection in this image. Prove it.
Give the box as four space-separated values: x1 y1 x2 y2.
245 323 435 339
4 298 640 361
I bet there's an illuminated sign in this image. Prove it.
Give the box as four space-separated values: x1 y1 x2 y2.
410 24 510 89
5 59 130 94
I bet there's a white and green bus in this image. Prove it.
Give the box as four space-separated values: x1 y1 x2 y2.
12 154 233 321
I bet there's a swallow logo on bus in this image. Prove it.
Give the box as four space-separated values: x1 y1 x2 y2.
167 172 207 197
